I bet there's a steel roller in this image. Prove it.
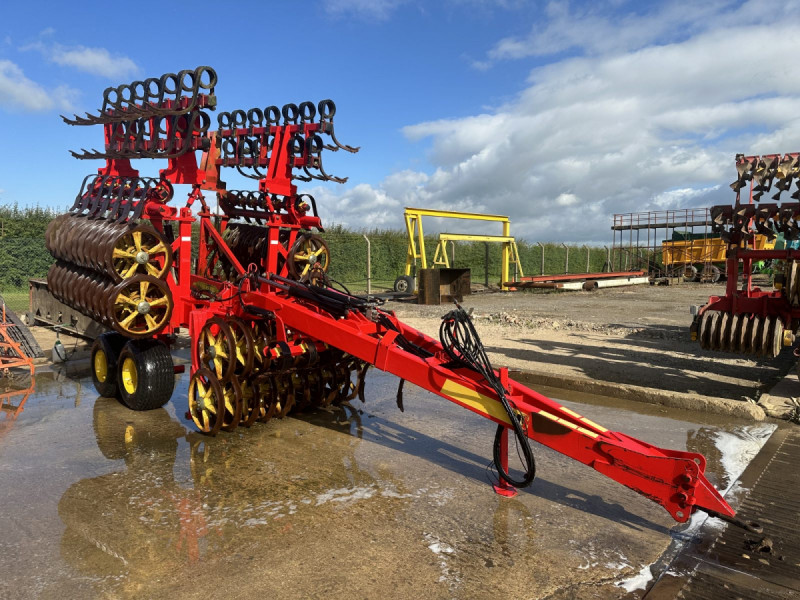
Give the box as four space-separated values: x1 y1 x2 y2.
46 214 172 282
47 262 173 338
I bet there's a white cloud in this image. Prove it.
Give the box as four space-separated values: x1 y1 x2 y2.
0 59 76 112
22 39 140 79
49 44 139 78
308 20 800 243
483 0 800 66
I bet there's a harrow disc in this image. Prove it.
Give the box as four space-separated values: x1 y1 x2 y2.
188 368 225 435
719 312 731 352
226 317 255 379
770 318 784 358
108 275 173 338
790 261 800 307
197 316 236 382
741 314 755 354
730 314 745 353
699 311 715 350
275 372 296 417
254 374 278 423
239 377 261 427
219 376 242 432
710 311 724 350
749 315 763 356
287 234 330 281
252 319 276 372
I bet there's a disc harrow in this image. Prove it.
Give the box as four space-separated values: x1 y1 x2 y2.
41 66 749 532
697 311 783 357
189 312 367 434
692 152 800 360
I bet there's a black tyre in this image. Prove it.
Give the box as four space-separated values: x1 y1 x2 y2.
91 332 127 398
117 339 175 411
393 275 414 293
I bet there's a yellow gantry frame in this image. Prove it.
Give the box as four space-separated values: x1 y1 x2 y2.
403 208 524 291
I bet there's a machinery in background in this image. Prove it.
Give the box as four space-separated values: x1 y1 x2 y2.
0 300 36 377
662 231 776 283
41 66 752 531
395 207 523 293
691 152 800 357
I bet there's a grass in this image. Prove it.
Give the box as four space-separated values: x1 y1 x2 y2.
0 287 29 316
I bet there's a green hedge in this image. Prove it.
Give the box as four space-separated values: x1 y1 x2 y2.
321 225 615 290
0 205 58 289
0 205 625 294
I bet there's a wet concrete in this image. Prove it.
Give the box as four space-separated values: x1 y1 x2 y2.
0 365 777 599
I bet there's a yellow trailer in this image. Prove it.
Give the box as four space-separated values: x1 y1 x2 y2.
661 234 775 282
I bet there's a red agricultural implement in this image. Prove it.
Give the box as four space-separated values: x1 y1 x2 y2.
691 153 800 357
47 66 752 530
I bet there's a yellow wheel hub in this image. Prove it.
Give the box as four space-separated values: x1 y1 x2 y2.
121 357 138 395
94 350 108 383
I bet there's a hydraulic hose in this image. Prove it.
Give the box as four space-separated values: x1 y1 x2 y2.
439 303 536 487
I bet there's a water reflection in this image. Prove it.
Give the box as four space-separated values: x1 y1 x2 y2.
0 376 35 440
58 397 413 596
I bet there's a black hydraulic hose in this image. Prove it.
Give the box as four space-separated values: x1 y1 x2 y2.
439 303 536 488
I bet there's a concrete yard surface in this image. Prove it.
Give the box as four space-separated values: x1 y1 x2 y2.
386 282 798 421
0 361 782 599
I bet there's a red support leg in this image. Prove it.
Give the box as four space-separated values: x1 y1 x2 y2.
492 427 518 498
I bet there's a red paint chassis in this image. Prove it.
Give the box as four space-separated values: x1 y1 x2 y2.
82 87 737 527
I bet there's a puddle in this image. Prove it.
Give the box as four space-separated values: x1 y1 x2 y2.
0 367 777 599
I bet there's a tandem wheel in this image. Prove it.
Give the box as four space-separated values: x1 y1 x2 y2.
95 337 175 410
91 332 128 398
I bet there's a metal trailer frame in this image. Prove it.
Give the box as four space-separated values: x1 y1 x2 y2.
402 208 523 291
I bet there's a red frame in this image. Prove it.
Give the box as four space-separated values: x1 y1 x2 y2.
72 97 738 526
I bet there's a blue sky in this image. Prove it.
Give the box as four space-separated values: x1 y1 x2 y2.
2 0 800 243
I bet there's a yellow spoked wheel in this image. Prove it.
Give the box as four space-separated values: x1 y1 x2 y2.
108 275 173 338
239 377 260 427
252 319 276 371
188 368 225 435
219 376 242 432
287 234 330 281
226 317 255 379
110 226 173 281
255 374 278 423
197 316 235 382
275 373 296 418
